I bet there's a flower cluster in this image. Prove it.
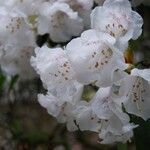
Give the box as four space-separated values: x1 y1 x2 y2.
0 0 149 144
0 0 94 79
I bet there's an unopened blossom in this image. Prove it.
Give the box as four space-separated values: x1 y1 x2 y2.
37 2 83 42
115 68 150 120
91 0 143 50
66 29 126 86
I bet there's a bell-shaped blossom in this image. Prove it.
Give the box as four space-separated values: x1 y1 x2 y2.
66 29 126 87
73 87 136 143
91 87 129 121
38 84 82 131
73 101 102 132
31 45 84 130
93 87 137 144
37 2 83 42
0 0 48 36
31 45 83 107
115 68 150 120
31 45 79 90
0 7 36 79
0 7 27 42
99 125 134 144
91 0 143 50
74 87 130 130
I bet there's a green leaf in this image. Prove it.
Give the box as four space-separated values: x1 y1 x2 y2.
117 143 127 150
10 119 23 139
9 75 19 91
132 116 150 150
0 73 6 93
24 131 49 145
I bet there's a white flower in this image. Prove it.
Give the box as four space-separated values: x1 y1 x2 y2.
116 68 150 120
38 90 82 131
99 127 134 144
61 0 94 28
31 45 78 89
91 0 143 50
92 87 137 144
73 101 102 132
0 7 36 79
3 0 45 16
66 29 126 87
131 68 150 83
31 45 84 131
91 87 129 121
37 2 83 42
73 86 136 144
0 43 36 79
74 87 129 130
0 7 25 42
31 45 84 127
0 0 15 8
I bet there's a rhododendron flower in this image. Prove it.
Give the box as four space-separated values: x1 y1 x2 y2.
91 0 143 50
31 46 78 89
31 45 83 131
0 7 36 79
115 69 150 120
38 85 83 131
37 2 83 42
66 29 126 86
0 0 147 145
73 87 136 143
60 0 94 28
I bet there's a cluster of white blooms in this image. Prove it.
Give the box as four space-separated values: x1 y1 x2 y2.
30 0 150 144
0 0 149 144
0 0 94 79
